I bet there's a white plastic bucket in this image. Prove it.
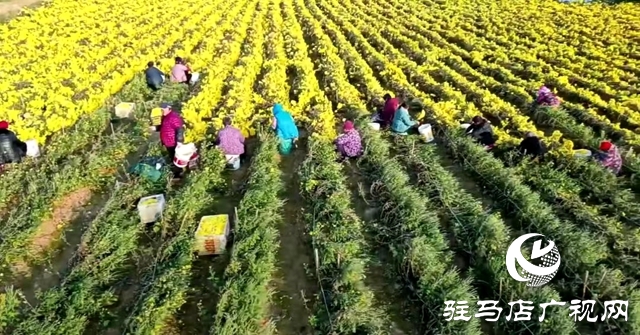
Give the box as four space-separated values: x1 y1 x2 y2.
573 149 592 159
173 143 197 168
190 72 200 84
418 124 435 142
225 154 241 170
460 123 471 130
368 122 381 131
25 139 40 157
137 194 166 224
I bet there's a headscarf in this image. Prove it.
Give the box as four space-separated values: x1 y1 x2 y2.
343 120 354 132
272 103 299 140
0 121 8 129
600 141 613 151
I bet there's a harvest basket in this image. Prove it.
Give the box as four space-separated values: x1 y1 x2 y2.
194 214 230 255
137 194 165 224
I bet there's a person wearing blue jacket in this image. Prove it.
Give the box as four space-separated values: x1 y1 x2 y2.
271 103 299 154
391 102 419 135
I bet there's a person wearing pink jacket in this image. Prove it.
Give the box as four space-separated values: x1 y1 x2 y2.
151 102 185 178
170 57 192 84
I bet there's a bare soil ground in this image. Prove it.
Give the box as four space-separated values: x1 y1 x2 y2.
343 161 420 335
0 0 41 21
272 133 318 335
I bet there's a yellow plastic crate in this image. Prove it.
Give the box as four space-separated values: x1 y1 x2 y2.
150 107 163 126
194 215 230 255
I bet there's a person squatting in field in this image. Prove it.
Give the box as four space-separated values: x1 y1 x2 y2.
334 120 362 160
0 120 27 169
536 85 561 108
145 61 165 91
596 140 622 175
372 93 401 128
216 116 246 162
518 132 547 160
271 103 299 154
171 57 193 85
390 102 420 135
466 116 496 149
151 103 187 178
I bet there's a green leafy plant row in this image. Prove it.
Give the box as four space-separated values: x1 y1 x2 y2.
354 121 482 335
399 137 575 334
0 0 230 213
0 121 145 272
299 137 386 334
441 131 639 306
123 147 226 335
8 174 168 335
514 158 640 267
211 133 283 335
555 153 640 227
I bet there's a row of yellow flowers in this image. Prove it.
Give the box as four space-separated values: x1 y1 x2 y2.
0 0 220 143
179 0 338 142
409 0 640 129
180 0 262 142
336 0 573 150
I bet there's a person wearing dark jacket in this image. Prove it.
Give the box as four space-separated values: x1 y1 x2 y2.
518 132 546 159
145 61 165 91
0 121 27 166
466 116 496 147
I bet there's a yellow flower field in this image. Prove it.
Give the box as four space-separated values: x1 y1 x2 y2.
1 0 640 334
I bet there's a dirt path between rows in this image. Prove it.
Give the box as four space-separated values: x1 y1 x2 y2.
271 131 317 335
0 0 41 20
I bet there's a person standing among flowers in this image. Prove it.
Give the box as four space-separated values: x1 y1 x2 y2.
216 116 246 161
271 103 299 154
334 120 362 160
536 85 561 108
595 140 622 175
151 103 186 178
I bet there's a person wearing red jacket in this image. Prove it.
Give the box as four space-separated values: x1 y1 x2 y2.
379 93 400 128
151 103 185 178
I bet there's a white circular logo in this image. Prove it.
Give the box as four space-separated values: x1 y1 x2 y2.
505 233 561 287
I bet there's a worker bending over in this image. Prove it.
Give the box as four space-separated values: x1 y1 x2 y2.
466 116 496 149
518 132 546 160
334 120 362 160
145 61 165 91
0 121 27 169
391 103 419 135
536 85 561 108
596 140 622 175
216 116 246 162
272 103 299 155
